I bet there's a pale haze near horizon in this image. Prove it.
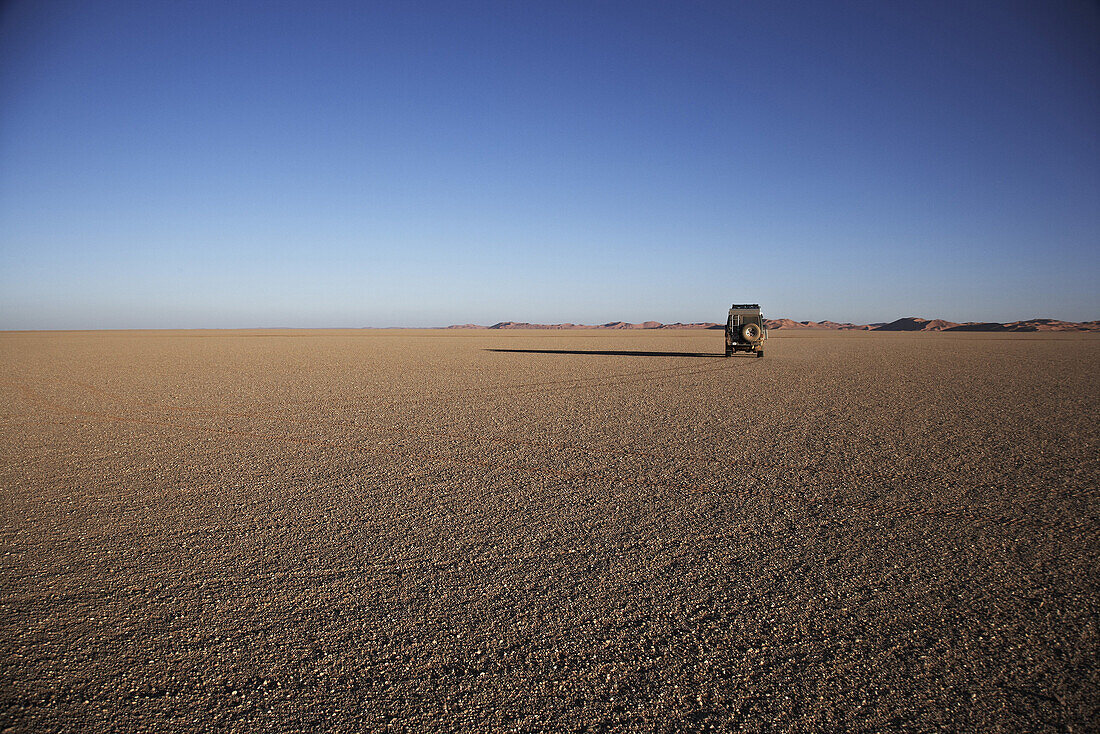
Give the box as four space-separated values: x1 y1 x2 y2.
1 0 1098 329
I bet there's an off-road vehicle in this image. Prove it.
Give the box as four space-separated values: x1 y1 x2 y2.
725 304 767 358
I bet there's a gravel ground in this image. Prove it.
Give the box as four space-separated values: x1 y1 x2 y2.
1 329 1097 732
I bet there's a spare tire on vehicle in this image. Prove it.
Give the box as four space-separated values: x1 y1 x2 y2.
741 323 762 342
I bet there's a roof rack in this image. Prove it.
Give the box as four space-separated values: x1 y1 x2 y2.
730 304 760 309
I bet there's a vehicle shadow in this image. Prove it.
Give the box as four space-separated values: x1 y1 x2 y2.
487 348 728 358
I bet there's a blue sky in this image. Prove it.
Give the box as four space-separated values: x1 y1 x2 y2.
1 0 1097 328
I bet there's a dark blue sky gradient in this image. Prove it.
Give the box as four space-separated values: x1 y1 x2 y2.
2 0 1097 327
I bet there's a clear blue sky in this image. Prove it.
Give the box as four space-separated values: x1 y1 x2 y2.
1 0 1097 328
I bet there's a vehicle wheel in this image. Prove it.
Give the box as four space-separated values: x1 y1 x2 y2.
725 347 732 357
756 350 764 358
741 323 762 342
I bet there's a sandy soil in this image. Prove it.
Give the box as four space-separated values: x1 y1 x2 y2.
2 329 1097 732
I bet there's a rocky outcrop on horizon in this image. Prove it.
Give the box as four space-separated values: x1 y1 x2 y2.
763 319 872 330
446 317 1100 331
874 317 1100 332
874 317 960 331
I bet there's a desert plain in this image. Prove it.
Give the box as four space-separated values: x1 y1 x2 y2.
1 328 1097 732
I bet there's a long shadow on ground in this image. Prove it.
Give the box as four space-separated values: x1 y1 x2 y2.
487 348 727 358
